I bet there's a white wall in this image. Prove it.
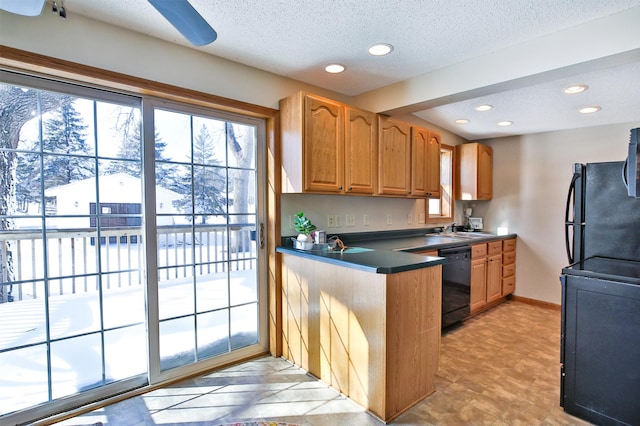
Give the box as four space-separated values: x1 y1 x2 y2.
471 122 639 304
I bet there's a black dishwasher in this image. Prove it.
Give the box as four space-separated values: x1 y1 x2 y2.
438 246 471 328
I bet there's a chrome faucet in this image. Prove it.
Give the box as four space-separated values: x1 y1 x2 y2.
444 222 456 233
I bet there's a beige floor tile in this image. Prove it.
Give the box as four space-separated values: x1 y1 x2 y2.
54 300 594 426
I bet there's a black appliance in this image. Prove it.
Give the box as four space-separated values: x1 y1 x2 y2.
438 246 471 329
560 128 640 425
560 259 640 426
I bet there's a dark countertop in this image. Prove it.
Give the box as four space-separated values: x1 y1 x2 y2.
276 245 444 274
360 232 517 252
277 230 517 274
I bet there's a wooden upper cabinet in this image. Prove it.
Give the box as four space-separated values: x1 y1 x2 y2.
410 127 428 196
477 144 493 199
303 94 344 192
426 131 441 198
411 126 441 198
280 92 377 194
378 116 411 196
345 106 377 194
280 91 441 199
456 142 493 200
280 92 344 193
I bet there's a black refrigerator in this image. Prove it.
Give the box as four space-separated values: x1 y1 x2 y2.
560 128 640 425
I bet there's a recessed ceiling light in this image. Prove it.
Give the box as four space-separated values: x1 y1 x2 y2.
455 119 469 124
325 64 345 73
368 43 394 56
475 104 493 112
579 106 601 114
564 84 588 94
497 121 513 126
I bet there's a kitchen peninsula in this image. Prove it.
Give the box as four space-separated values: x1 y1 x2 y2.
277 244 444 422
276 230 517 421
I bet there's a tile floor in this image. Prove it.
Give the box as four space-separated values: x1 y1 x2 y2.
52 300 592 425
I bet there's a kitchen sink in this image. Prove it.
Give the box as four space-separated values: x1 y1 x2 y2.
422 232 497 243
449 232 496 238
423 235 471 243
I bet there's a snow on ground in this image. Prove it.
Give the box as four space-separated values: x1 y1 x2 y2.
0 269 258 416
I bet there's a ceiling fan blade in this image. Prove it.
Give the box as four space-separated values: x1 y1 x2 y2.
148 0 217 46
0 0 45 16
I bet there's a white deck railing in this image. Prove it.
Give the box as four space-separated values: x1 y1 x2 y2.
0 223 256 303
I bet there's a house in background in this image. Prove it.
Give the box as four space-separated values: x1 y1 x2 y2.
42 173 182 229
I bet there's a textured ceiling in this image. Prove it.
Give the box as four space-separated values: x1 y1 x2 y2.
24 0 640 139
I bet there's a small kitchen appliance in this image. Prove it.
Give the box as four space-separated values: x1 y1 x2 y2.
560 127 640 425
463 208 473 230
468 217 483 230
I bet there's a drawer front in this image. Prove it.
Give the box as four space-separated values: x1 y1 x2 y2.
502 275 515 295
416 250 439 257
503 238 517 252
503 251 516 265
487 241 502 256
503 263 515 278
472 243 487 258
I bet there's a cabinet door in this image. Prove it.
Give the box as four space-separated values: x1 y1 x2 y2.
410 127 428 196
477 144 493 200
455 142 493 200
486 253 502 303
303 94 344 192
345 107 377 194
470 257 487 313
425 131 441 198
378 116 411 195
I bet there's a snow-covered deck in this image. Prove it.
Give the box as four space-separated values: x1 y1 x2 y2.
0 225 258 416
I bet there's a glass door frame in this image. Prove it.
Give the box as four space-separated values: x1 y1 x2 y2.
142 97 269 385
0 71 269 424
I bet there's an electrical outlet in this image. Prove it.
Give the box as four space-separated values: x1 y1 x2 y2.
346 214 356 226
363 214 370 226
288 215 294 230
407 214 413 224
335 214 343 227
419 213 426 224
327 215 335 228
387 214 393 225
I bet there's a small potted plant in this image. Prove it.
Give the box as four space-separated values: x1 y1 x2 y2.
293 211 316 250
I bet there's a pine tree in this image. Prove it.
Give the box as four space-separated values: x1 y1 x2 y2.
15 149 41 212
107 114 177 189
41 103 94 188
173 124 227 222
107 129 141 177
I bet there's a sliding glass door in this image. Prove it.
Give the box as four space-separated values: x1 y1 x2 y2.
147 101 264 380
0 71 266 423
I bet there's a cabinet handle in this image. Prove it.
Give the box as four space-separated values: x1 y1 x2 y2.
338 186 343 191
347 187 352 191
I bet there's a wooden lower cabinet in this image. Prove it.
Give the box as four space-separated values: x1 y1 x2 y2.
502 238 517 295
470 244 488 313
470 238 517 314
486 242 503 304
280 253 442 422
